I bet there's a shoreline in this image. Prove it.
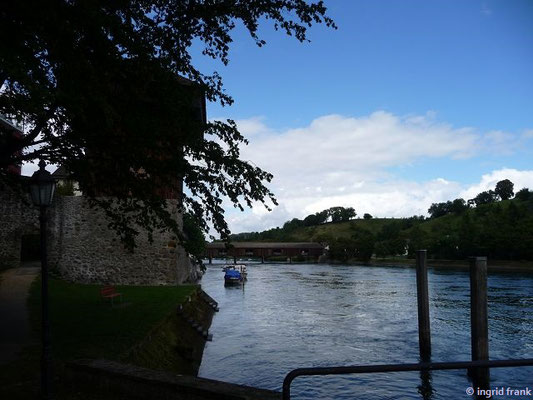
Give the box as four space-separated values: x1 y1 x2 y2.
364 258 533 273
208 257 533 273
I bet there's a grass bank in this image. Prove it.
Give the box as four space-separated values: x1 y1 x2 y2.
0 278 197 399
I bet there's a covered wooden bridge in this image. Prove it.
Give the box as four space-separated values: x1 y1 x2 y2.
204 242 324 263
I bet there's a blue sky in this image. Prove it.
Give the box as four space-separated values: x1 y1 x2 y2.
189 0 533 235
203 0 533 132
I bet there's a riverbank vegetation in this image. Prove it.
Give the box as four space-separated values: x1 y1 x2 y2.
229 180 533 263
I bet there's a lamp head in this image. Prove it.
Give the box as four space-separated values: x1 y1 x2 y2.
29 160 56 206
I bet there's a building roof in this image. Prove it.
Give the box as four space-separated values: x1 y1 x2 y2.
52 165 70 179
206 242 324 249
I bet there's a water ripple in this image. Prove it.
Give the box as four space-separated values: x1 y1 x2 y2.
199 262 533 399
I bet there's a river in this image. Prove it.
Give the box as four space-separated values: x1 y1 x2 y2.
198 262 533 399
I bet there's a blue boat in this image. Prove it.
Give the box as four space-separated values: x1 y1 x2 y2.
223 265 247 286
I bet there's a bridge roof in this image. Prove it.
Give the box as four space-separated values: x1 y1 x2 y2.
206 242 323 249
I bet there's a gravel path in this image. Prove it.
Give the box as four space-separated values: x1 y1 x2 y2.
0 264 40 365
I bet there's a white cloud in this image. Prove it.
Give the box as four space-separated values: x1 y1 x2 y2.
233 116 271 138
522 129 533 139
482 130 519 155
238 111 480 195
218 112 533 234
459 169 533 200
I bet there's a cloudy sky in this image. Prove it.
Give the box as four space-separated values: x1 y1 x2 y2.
22 1 533 236
201 0 533 235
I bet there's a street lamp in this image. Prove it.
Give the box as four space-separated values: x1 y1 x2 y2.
29 160 56 400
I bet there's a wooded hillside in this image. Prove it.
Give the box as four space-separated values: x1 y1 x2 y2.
229 184 533 262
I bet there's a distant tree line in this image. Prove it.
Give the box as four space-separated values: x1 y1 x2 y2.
229 179 533 262
377 180 533 261
427 179 522 218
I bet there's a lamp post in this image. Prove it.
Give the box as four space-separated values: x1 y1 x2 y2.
29 160 56 400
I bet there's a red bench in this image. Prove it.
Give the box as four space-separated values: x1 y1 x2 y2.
100 286 123 305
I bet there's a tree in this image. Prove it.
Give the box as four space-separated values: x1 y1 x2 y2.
515 188 531 201
494 179 514 200
340 207 357 221
282 218 304 231
182 213 206 260
449 198 469 214
0 1 336 248
363 213 373 220
328 237 354 261
428 202 450 218
327 206 356 222
303 210 329 226
471 190 497 207
350 226 375 262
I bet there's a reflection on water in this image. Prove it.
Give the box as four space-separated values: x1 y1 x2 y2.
198 262 533 399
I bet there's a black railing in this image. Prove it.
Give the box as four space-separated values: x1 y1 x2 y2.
282 358 533 400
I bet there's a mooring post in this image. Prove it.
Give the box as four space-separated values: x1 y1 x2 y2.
416 250 431 361
469 256 490 387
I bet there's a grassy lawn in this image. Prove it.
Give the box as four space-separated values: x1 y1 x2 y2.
0 278 197 399
28 278 197 360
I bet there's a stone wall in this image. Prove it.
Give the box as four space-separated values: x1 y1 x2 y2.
0 187 199 285
0 186 39 269
64 359 281 400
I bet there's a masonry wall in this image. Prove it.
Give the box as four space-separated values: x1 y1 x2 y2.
0 187 199 285
0 187 39 269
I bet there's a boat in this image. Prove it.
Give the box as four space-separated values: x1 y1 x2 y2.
223 264 247 285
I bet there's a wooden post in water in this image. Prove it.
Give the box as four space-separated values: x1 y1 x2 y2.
416 250 431 361
469 256 490 387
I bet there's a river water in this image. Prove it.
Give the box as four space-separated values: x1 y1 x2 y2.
198 262 533 399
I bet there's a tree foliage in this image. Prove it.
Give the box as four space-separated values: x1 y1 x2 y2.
303 210 329 226
515 188 532 201
55 181 75 196
471 190 497 207
428 198 469 218
494 179 514 200
0 0 336 248
327 227 375 263
182 213 206 259
328 206 356 222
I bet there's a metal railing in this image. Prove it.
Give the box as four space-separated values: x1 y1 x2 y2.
282 358 533 400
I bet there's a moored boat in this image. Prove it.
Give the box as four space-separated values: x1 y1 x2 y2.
223 264 247 285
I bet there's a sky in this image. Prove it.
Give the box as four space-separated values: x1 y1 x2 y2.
21 0 533 236
197 0 533 235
